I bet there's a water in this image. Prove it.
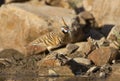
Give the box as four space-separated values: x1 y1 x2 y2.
0 75 107 81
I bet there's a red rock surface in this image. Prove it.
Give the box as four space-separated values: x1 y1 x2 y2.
88 47 118 66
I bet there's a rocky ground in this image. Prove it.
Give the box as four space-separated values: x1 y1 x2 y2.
0 0 120 81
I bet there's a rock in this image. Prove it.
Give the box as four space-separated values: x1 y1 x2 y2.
0 59 11 67
88 47 118 66
99 72 106 78
89 37 107 48
106 25 120 42
106 64 120 81
83 0 120 28
65 76 93 81
83 0 94 12
26 44 47 55
78 11 94 20
77 11 96 27
104 25 120 49
48 69 58 77
66 44 79 54
37 52 71 67
0 3 75 55
38 66 74 76
11 3 75 25
96 38 109 47
73 57 91 65
86 66 99 74
110 64 120 73
109 42 119 50
0 62 5 69
53 47 67 54
77 16 86 26
37 52 61 67
99 64 112 78
37 58 61 68
68 0 83 13
5 0 11 3
75 38 95 57
0 4 51 55
68 51 84 58
0 49 24 65
100 64 112 74
6 0 82 10
56 54 71 66
89 0 120 27
45 0 71 9
52 66 74 76
75 42 90 57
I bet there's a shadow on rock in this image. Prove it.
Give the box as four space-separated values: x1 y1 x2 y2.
66 59 88 75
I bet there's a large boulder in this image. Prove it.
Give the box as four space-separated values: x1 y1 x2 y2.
83 0 120 27
10 3 75 25
0 3 75 55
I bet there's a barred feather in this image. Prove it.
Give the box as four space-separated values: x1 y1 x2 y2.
28 29 70 51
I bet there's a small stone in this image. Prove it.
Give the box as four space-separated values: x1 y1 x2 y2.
112 60 116 64
106 25 120 49
100 64 112 74
56 54 71 65
38 66 74 76
78 11 94 20
75 40 95 57
99 72 106 78
77 11 94 26
73 57 91 65
53 47 67 54
86 66 99 74
68 51 84 58
48 69 58 77
52 66 74 76
0 62 5 69
109 41 119 49
66 44 79 54
0 59 11 67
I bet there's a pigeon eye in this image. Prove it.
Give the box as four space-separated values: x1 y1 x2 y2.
61 27 69 34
